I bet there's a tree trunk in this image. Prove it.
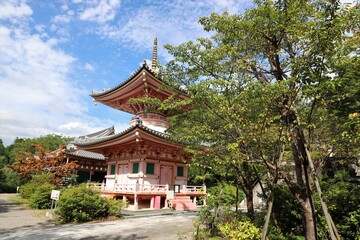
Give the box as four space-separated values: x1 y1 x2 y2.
238 162 256 220
302 197 317 240
261 189 274 240
304 144 340 239
245 188 254 220
243 162 255 220
235 185 239 211
280 107 318 239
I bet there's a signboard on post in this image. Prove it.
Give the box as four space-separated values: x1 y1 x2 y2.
166 191 174 200
174 184 180 193
51 190 60 201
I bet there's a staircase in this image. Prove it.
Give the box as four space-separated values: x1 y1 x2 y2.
169 196 197 211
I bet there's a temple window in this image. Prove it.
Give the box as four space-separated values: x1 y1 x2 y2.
146 163 155 174
110 165 116 175
177 166 184 177
133 162 139 173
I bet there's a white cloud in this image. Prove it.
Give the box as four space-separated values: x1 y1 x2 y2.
58 121 129 137
78 0 121 23
0 0 254 146
0 0 32 20
52 14 72 23
0 2 107 146
85 63 94 71
98 0 251 60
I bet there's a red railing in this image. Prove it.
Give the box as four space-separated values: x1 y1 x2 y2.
88 182 206 194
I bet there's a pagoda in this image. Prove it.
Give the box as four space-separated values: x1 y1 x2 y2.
73 39 205 210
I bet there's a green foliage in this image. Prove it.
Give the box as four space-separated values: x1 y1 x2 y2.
159 0 359 237
29 183 55 209
56 184 124 223
108 199 128 218
19 182 37 199
271 185 303 236
19 174 56 204
267 233 305 240
0 168 21 193
6 134 72 165
318 161 360 239
193 183 245 239
218 220 260 240
0 139 9 167
207 183 244 208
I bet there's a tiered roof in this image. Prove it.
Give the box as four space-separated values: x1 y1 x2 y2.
91 62 186 116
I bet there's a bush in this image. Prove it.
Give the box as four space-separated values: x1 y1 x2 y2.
29 183 55 209
19 182 37 199
19 174 56 200
218 220 260 240
56 184 111 223
108 199 128 218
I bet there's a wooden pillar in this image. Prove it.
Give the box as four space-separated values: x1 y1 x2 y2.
134 194 138 210
182 184 186 193
101 180 105 191
150 196 155 209
154 196 161 210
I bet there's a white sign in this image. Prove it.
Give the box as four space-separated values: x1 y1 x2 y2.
51 190 60 201
166 191 175 199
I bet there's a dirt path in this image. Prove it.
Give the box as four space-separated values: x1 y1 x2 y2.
0 194 53 233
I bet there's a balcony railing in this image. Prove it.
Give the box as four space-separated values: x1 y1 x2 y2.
88 182 206 194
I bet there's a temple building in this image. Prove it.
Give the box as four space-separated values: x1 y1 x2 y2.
69 39 205 210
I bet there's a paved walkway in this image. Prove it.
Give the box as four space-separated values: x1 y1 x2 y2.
0 193 197 239
0 194 54 233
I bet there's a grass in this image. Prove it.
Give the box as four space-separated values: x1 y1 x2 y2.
8 195 29 205
8 195 47 217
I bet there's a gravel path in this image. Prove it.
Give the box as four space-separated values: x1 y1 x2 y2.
0 194 54 233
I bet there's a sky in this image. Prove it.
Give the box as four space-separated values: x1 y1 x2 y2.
0 0 254 146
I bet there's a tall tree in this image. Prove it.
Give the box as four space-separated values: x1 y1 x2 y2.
11 144 77 185
159 0 359 238
6 134 72 165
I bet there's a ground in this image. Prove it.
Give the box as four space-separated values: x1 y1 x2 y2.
0 194 196 240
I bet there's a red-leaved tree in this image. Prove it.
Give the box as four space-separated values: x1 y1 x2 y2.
11 144 77 185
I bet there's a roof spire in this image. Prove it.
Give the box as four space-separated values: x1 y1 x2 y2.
151 37 158 72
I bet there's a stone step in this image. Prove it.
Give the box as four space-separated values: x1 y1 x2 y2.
169 197 197 211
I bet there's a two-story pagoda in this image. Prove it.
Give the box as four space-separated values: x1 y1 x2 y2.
73 40 205 210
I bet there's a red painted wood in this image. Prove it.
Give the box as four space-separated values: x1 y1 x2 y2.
154 196 161 209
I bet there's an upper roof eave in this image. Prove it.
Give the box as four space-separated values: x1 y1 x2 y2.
90 61 188 100
90 62 156 98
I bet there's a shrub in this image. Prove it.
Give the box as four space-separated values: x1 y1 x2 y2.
108 199 128 218
19 174 56 200
218 220 260 240
19 182 37 199
56 184 110 223
29 183 55 209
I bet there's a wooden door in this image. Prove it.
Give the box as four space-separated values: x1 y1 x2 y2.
117 165 128 184
160 165 173 185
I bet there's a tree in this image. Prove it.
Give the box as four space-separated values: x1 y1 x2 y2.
159 0 359 239
6 134 73 165
0 138 9 167
11 144 77 185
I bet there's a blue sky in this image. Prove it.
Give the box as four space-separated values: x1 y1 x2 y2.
0 0 254 146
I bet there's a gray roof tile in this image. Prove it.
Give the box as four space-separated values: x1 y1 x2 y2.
66 149 105 160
